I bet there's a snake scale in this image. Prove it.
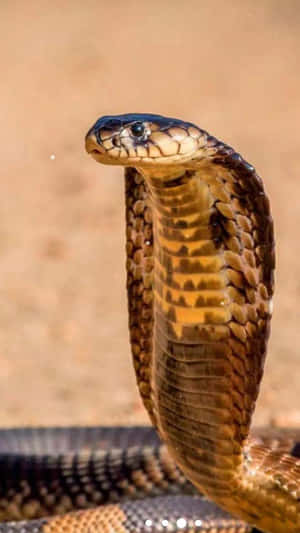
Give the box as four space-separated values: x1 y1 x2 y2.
0 114 299 533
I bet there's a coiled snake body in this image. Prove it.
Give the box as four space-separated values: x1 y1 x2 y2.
0 114 299 533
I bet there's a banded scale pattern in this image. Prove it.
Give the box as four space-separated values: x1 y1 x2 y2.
0 427 193 522
0 427 298 532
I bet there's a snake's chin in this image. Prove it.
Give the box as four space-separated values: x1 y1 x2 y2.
86 148 121 166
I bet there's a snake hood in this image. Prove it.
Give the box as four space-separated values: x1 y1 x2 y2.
85 112 218 169
83 112 300 533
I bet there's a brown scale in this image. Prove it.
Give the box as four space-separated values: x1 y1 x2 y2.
125 167 156 423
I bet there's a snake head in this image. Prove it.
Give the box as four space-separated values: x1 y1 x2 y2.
85 113 207 168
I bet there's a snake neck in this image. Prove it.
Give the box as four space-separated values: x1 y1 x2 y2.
125 160 299 532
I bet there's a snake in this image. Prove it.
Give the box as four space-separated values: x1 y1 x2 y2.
0 114 298 533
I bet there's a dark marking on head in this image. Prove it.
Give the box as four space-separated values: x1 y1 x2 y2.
86 113 196 140
183 280 196 290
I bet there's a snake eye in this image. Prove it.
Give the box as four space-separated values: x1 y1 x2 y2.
130 122 146 139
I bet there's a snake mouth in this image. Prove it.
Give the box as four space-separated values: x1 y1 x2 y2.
85 136 108 159
85 134 101 151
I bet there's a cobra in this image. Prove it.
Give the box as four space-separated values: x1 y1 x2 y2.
0 113 298 533
85 113 300 532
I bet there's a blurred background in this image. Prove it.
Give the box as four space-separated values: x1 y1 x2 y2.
0 0 299 427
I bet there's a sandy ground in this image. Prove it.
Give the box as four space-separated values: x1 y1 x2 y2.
0 0 299 428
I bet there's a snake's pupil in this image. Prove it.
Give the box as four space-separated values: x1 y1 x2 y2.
131 122 145 138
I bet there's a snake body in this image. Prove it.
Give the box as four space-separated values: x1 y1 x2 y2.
0 113 298 533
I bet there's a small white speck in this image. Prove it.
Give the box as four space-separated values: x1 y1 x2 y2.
162 519 169 527
176 518 187 529
195 519 203 527
249 467 257 476
145 240 151 246
145 519 153 527
50 154 56 160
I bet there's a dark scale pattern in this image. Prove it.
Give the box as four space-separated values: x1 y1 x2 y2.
125 167 156 424
0 428 195 522
213 148 275 296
